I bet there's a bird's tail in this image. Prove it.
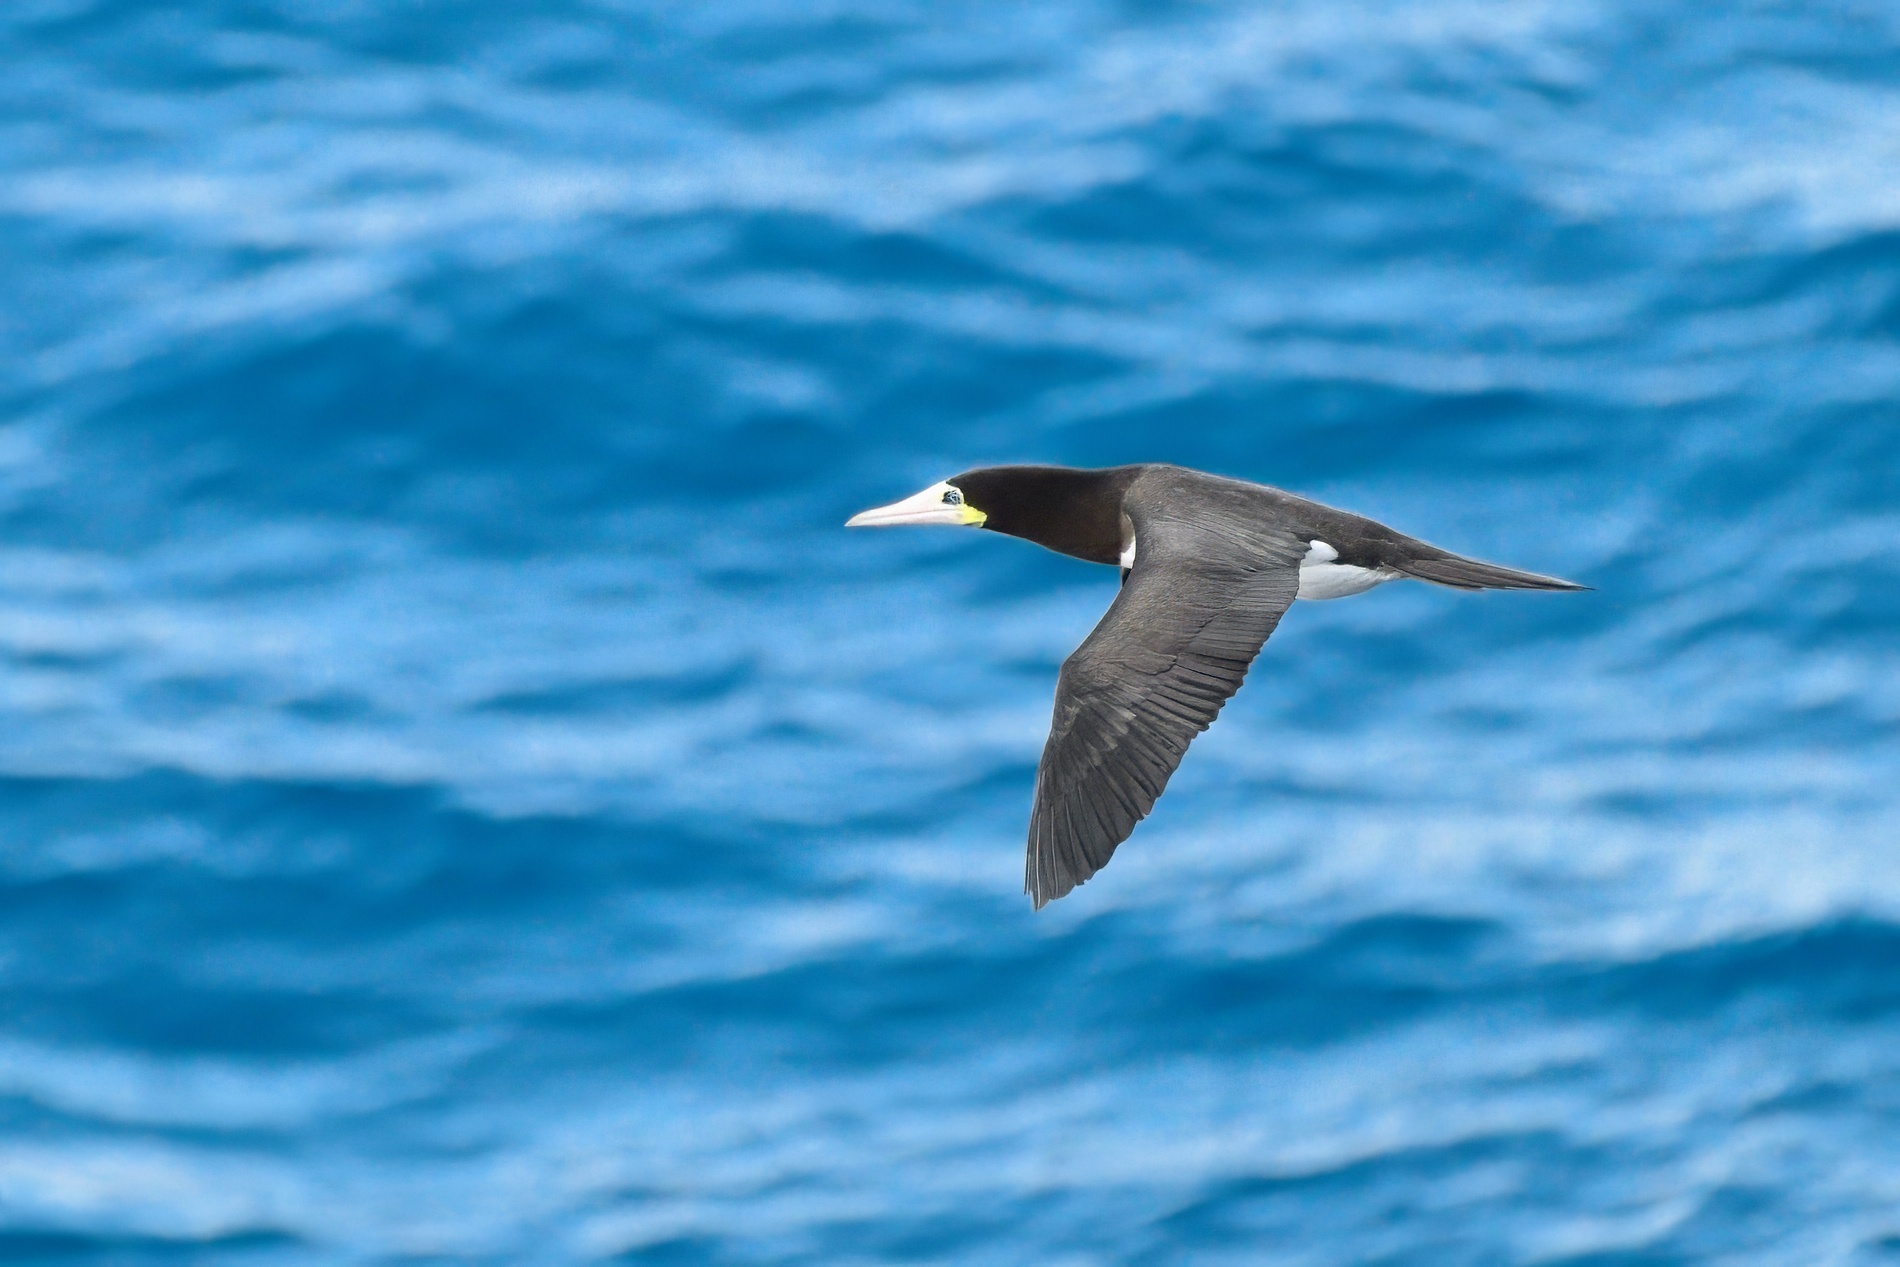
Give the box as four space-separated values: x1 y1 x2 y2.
1396 547 1588 591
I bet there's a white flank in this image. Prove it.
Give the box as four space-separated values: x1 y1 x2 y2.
1297 539 1400 601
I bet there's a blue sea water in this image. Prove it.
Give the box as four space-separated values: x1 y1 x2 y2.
2 0 1900 1261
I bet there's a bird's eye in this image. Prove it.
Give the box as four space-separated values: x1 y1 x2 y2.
942 488 963 505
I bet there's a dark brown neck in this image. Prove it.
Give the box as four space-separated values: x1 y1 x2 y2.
949 465 1142 565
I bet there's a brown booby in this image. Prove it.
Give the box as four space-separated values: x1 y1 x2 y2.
848 464 1585 908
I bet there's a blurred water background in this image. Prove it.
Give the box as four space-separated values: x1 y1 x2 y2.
2 1 1899 1262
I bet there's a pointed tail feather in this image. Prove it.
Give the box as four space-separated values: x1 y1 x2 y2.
1398 551 1588 591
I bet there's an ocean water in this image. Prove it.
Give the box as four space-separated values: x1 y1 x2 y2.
2 0 1899 1261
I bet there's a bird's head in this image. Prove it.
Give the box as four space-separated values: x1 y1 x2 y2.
845 466 1139 565
844 477 988 529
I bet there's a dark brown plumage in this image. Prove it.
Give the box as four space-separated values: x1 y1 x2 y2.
847 463 1586 907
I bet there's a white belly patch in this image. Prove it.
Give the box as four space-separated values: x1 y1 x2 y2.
1296 539 1399 601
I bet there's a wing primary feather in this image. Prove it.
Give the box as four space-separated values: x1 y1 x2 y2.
1037 815 1056 905
1063 801 1098 890
1055 801 1088 893
1022 468 1304 906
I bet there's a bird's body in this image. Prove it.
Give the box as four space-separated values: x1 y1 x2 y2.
848 464 1584 907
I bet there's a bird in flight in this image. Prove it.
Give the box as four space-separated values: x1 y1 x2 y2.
848 464 1585 908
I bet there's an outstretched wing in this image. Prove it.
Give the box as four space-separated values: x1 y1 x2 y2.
1026 473 1304 907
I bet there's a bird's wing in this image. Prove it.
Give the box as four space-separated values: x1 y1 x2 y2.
1026 475 1304 907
